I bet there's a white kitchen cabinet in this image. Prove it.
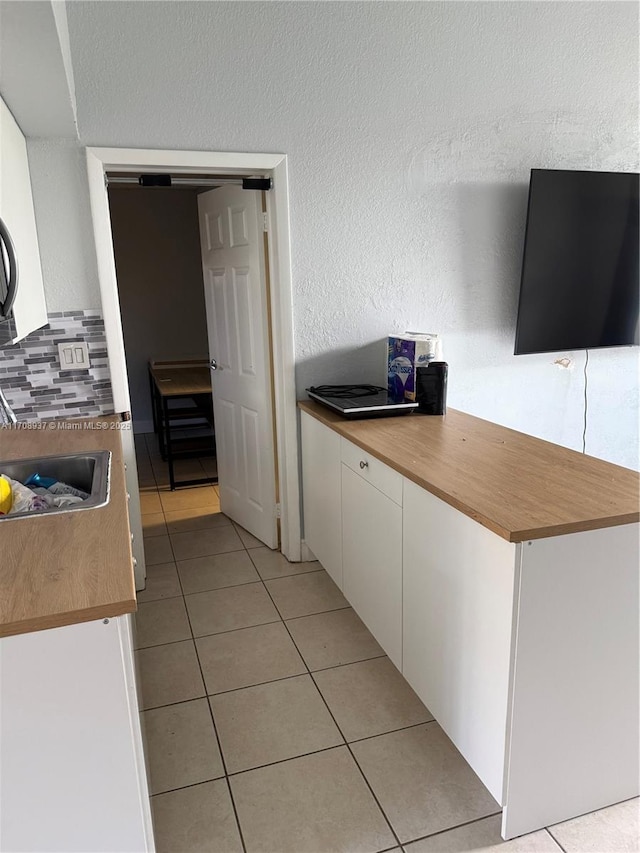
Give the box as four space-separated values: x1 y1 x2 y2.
0 615 154 853
403 478 639 839
299 403 639 840
300 410 343 587
0 94 47 345
341 440 403 669
402 478 516 804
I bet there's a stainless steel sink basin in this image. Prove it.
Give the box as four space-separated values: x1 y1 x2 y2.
0 451 111 521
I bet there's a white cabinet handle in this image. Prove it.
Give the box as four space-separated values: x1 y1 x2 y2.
360 460 368 469
132 557 137 567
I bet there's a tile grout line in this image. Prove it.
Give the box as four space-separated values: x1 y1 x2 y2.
397 810 504 848
545 827 569 853
139 562 325 603
170 530 249 853
139 475 455 849
257 574 404 851
139 466 628 850
145 506 396 847
136 600 359 651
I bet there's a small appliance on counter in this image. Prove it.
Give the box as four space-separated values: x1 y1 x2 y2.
416 362 448 415
307 384 418 419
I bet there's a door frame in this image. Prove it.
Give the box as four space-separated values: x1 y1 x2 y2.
85 147 301 561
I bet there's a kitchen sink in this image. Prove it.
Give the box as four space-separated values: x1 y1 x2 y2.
0 451 111 521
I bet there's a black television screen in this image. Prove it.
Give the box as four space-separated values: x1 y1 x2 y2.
514 169 639 355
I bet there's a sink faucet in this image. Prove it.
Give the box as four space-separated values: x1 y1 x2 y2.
0 386 17 425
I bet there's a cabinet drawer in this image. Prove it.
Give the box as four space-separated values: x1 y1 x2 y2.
341 438 403 506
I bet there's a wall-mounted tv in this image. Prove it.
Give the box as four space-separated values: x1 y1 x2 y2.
514 169 639 355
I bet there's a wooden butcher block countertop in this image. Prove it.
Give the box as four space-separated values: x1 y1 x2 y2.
0 417 135 638
299 401 640 542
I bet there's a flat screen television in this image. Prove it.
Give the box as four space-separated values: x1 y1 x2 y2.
514 168 639 355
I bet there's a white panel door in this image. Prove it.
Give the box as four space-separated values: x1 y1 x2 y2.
198 186 277 547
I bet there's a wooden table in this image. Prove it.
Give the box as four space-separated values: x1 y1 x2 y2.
148 360 216 490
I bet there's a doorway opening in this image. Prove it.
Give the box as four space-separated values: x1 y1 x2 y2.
86 148 301 591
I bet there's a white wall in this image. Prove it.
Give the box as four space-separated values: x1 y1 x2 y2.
27 1 639 468
107 187 209 429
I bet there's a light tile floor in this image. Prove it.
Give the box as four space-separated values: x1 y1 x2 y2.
134 432 640 853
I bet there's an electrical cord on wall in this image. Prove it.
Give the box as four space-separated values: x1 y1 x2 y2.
582 348 589 454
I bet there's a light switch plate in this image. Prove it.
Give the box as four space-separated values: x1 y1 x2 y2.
58 341 89 370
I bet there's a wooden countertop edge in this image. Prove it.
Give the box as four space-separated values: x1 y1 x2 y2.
298 402 640 543
0 598 137 639
0 416 136 639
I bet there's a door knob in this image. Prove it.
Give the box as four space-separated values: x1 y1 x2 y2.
209 359 218 371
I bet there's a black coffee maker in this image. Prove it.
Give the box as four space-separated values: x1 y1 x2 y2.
416 362 448 415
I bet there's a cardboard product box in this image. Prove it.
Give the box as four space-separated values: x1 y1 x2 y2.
387 332 439 402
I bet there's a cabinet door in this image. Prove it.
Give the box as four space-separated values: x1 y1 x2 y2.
402 478 515 804
0 96 47 343
342 464 402 669
0 616 153 852
300 411 343 587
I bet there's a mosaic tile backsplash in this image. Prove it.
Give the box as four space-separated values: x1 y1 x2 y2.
0 310 114 422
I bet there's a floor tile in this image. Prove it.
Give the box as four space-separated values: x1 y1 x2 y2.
142 699 224 794
185 582 280 637
159 485 219 513
138 482 160 494
135 596 191 648
143 534 174 566
143 432 160 452
405 814 563 852
165 507 232 535
265 570 349 619
154 458 208 478
197 621 306 694
137 471 157 489
314 656 433 741
141 512 167 538
178 550 260 595
249 546 321 580
136 640 205 709
230 746 396 853
351 724 500 843
548 798 640 853
286 607 384 671
136 562 181 603
201 457 218 478
211 673 342 773
140 490 162 515
134 434 148 450
151 779 242 853
153 458 212 489
233 523 266 549
170 525 244 561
